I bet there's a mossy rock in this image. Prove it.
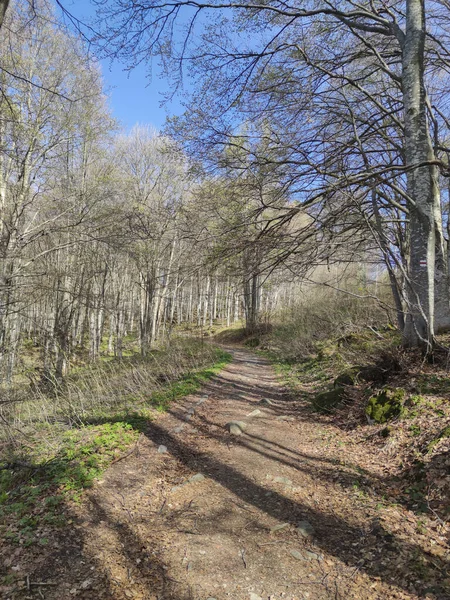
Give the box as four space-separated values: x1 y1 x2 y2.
334 367 362 387
313 387 345 412
334 365 388 388
366 388 406 423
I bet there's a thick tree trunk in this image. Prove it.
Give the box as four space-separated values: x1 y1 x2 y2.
401 0 443 349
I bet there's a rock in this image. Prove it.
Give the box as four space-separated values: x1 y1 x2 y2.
274 476 292 486
80 579 92 590
187 407 195 415
334 368 360 388
225 421 247 435
304 550 322 561
157 445 168 454
365 388 406 423
246 409 262 417
296 520 315 538
173 425 184 433
258 398 273 406
170 484 184 492
271 522 290 533
249 594 263 600
290 550 303 560
312 387 345 412
188 473 205 483
276 415 295 421
185 413 193 422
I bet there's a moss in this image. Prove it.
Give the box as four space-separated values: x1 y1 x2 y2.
313 386 345 412
366 388 406 423
333 365 370 387
427 425 450 454
334 369 358 387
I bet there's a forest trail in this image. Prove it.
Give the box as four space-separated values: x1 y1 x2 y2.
29 348 446 600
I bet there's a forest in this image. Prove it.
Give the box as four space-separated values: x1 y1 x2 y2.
0 1 449 600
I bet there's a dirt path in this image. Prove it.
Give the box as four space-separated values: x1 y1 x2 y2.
18 347 448 600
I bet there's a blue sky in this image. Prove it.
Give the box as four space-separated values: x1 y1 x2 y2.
63 0 184 131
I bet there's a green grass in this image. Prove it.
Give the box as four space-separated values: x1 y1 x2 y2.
0 347 232 545
150 348 232 411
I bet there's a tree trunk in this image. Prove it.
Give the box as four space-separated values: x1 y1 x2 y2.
401 0 443 349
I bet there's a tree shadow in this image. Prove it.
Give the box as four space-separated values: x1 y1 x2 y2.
133 418 449 598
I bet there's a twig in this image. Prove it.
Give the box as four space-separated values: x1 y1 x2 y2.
25 577 57 587
240 548 247 569
110 434 142 465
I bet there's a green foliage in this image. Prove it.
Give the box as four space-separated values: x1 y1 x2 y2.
409 424 421 437
0 345 232 543
427 426 450 454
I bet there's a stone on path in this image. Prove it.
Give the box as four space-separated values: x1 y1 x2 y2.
157 445 168 454
274 476 292 486
173 425 184 433
225 421 247 435
258 398 273 406
188 473 205 483
249 594 263 600
246 409 263 418
270 522 290 533
289 548 322 563
276 415 295 421
304 550 322 561
297 520 315 538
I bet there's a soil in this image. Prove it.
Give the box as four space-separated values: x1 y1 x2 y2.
2 347 449 600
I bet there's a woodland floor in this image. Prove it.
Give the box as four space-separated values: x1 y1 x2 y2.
2 347 449 600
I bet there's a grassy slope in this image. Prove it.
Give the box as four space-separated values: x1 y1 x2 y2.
259 326 450 521
0 344 231 550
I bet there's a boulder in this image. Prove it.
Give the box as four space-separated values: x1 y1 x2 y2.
246 409 262 417
225 421 247 435
365 388 406 423
313 387 345 412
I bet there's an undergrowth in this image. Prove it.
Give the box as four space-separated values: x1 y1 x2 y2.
0 341 231 546
258 314 450 521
